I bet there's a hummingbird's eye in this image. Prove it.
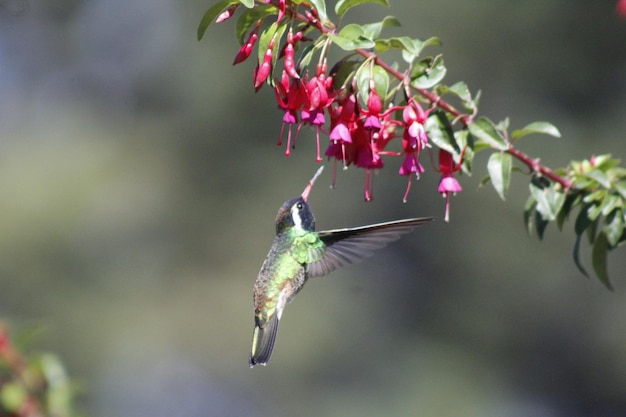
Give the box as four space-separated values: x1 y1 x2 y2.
296 202 303 210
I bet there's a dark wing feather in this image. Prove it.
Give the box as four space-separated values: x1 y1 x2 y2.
306 217 434 278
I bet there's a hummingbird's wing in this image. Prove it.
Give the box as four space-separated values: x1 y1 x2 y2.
306 217 434 278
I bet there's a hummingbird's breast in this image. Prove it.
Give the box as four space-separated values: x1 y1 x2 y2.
253 236 307 320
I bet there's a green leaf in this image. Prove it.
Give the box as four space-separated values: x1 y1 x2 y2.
600 193 621 216
235 5 273 44
361 15 401 40
524 195 537 235
198 0 241 41
487 152 512 200
435 82 477 113
586 203 603 222
446 81 472 102
331 59 360 90
572 234 590 278
424 111 460 155
529 178 565 221
455 130 474 175
604 209 624 247
356 64 390 107
328 24 376 51
335 0 389 17
511 121 561 140
583 169 612 189
409 55 446 89
467 117 508 151
592 232 613 290
375 36 439 60
535 210 549 240
257 22 279 63
309 0 328 24
556 193 580 230
613 180 626 199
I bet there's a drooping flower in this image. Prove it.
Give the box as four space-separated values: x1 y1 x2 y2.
233 21 260 65
398 100 432 202
437 149 464 223
301 65 334 161
254 35 276 91
325 93 359 187
282 30 300 79
274 74 307 155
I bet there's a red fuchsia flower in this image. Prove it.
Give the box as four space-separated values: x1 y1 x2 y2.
325 87 400 200
398 100 432 202
354 86 402 200
361 86 383 131
254 34 276 91
437 149 464 223
274 72 306 155
301 63 334 161
233 21 260 65
283 30 300 80
327 93 357 165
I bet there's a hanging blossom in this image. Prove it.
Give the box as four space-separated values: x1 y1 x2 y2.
399 99 433 202
300 62 334 162
325 86 399 200
326 92 359 179
356 86 390 200
437 149 464 223
274 72 306 155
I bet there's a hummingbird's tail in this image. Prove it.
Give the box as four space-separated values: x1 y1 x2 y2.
249 315 280 367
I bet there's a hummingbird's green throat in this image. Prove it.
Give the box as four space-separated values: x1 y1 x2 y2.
249 166 434 367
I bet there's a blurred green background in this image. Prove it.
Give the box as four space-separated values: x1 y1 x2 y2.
1 0 626 416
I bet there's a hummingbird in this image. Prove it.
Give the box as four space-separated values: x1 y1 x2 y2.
249 166 434 367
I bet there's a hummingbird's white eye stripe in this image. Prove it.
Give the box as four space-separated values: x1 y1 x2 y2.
291 204 302 230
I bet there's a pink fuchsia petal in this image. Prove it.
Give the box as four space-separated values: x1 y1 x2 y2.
399 154 424 176
363 115 381 130
438 173 462 195
402 103 417 124
302 109 325 125
282 109 297 124
330 123 352 143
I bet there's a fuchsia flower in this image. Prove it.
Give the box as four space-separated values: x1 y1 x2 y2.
325 89 396 200
301 64 334 161
437 149 464 223
398 100 432 202
283 30 300 79
233 21 260 65
254 35 276 91
274 72 306 155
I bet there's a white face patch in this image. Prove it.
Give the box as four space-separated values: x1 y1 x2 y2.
290 202 303 230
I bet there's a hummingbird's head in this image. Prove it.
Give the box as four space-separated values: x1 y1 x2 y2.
275 196 316 234
275 166 323 234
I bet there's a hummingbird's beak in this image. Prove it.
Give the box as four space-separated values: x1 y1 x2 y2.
301 165 324 202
